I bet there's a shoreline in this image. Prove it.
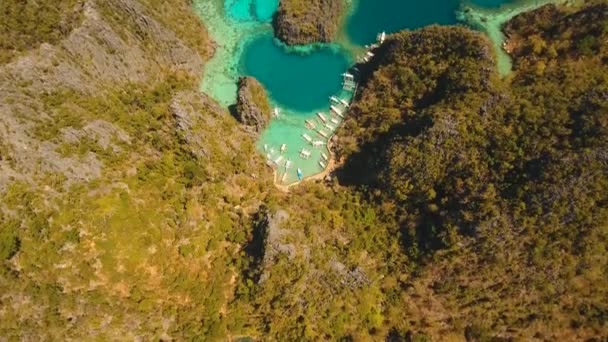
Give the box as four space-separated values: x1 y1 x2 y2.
193 0 575 191
272 137 339 192
458 0 572 75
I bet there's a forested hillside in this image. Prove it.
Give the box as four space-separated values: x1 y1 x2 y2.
332 2 608 339
273 0 344 45
0 0 606 340
0 0 274 339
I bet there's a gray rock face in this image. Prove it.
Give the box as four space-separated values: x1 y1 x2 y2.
171 90 226 160
257 209 299 283
0 0 207 191
235 77 271 134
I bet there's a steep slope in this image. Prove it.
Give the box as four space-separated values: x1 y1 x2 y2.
1 0 606 340
0 0 274 339
333 4 608 340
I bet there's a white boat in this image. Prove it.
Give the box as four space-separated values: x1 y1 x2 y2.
312 140 325 148
339 99 350 107
305 119 316 129
280 144 287 153
319 160 327 168
274 155 284 165
330 118 339 125
300 149 311 159
285 159 292 169
317 112 328 123
366 51 375 58
325 123 336 131
263 144 268 151
378 31 386 44
330 96 340 104
321 153 329 161
273 107 280 117
317 129 329 138
302 133 313 143
330 105 344 118
342 72 354 80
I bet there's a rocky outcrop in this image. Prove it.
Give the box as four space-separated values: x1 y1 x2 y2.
235 76 271 133
273 0 344 45
0 0 209 191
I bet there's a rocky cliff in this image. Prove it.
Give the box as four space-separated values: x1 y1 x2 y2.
0 0 273 340
273 0 344 45
0 0 209 190
235 76 272 133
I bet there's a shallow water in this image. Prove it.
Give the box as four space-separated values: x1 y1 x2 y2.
225 0 279 22
194 0 560 184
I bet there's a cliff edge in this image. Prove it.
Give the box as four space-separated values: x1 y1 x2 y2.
273 0 344 45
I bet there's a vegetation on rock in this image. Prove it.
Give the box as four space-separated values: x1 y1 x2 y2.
333 4 608 339
235 76 272 133
0 0 84 64
0 0 606 340
273 0 344 45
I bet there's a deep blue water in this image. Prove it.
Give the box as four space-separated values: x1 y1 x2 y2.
240 35 351 112
347 0 512 45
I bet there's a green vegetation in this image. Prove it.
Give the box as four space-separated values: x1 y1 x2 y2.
332 3 608 339
98 0 212 60
0 0 84 64
273 0 344 45
0 0 607 340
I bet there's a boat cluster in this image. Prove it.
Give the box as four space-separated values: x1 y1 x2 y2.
264 68 360 184
359 31 386 63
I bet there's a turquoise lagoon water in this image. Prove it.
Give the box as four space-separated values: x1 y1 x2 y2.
241 36 351 111
194 0 562 185
225 0 279 21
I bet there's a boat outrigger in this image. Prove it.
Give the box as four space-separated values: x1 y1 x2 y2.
317 112 328 123
331 105 345 118
342 72 354 81
302 133 313 143
300 148 311 159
